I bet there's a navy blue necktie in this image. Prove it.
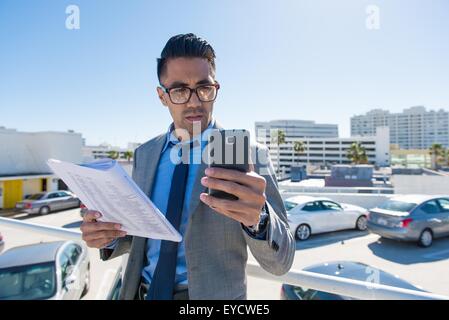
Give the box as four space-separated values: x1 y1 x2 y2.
147 143 190 300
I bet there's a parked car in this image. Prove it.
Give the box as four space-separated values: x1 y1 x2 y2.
0 241 90 300
285 196 369 240
280 261 425 300
367 195 449 247
15 191 81 215
0 232 4 253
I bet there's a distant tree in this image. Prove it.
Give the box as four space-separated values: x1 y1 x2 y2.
107 150 119 160
292 140 305 165
271 129 286 179
346 142 368 165
429 143 445 170
124 150 134 163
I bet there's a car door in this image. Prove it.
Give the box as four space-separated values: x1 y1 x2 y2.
417 200 446 237
58 192 75 210
46 192 62 211
320 200 352 230
301 201 333 233
436 199 449 236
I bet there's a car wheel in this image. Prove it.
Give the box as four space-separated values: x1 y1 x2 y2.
356 216 368 231
296 224 311 241
39 206 50 215
418 229 433 247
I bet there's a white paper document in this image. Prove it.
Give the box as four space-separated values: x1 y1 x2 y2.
47 158 182 242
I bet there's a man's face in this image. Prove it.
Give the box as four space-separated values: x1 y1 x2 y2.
157 57 217 138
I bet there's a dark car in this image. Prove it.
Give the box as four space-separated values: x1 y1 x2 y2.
281 261 425 300
0 241 90 300
15 191 81 215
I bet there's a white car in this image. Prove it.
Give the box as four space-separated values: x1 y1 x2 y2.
285 196 369 240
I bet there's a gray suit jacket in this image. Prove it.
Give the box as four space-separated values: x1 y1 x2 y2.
100 122 295 300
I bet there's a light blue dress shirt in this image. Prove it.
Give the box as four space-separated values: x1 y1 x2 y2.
141 120 215 285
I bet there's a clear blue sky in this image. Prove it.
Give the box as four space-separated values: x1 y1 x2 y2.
1 0 448 147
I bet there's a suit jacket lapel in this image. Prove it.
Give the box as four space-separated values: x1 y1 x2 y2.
139 133 166 198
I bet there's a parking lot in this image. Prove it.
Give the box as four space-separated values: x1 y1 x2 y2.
2 207 449 299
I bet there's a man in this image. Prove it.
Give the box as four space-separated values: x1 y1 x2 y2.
80 33 295 300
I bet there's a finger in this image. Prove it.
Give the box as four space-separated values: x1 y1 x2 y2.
83 210 102 222
199 193 244 212
82 230 127 242
80 221 122 233
201 176 253 200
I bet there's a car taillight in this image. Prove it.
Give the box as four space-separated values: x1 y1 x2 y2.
80 203 86 209
24 203 32 209
399 218 413 228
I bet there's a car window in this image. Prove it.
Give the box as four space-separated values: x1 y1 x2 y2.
58 192 69 197
27 193 45 200
378 200 416 212
284 201 298 212
58 253 72 281
302 202 322 212
65 244 82 265
320 201 342 211
437 199 449 212
47 193 60 199
420 200 440 214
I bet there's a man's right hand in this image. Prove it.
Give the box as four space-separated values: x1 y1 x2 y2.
80 210 127 248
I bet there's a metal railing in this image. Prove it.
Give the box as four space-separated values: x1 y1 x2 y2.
1 216 448 300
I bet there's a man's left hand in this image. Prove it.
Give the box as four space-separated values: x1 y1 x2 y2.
199 166 266 227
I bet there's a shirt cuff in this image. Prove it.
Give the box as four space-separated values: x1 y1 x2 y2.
242 203 270 240
102 238 119 249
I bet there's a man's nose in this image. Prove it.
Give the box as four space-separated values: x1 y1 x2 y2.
186 90 202 108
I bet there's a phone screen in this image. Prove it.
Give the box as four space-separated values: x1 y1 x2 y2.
207 129 250 200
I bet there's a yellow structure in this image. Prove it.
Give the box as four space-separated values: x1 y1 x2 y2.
0 175 54 210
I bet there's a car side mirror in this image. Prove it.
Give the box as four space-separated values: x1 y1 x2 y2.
64 275 78 291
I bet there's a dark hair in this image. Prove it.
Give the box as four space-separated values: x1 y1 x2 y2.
157 33 216 83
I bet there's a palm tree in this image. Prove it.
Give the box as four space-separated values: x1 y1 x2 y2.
292 140 305 165
429 143 444 169
271 129 286 179
124 150 134 163
107 150 119 160
346 142 368 165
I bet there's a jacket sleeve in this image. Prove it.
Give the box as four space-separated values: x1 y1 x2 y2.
242 144 295 276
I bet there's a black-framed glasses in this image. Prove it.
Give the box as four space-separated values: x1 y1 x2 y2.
161 83 220 104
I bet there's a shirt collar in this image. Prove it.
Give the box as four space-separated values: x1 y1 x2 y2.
161 118 216 153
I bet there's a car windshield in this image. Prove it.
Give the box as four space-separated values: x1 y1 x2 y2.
27 193 45 200
378 200 417 212
284 201 298 212
0 262 57 300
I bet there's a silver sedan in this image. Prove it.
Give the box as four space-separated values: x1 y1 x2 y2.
0 241 90 300
15 191 81 215
285 196 369 241
367 195 449 247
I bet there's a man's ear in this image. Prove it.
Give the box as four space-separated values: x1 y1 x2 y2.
157 87 168 106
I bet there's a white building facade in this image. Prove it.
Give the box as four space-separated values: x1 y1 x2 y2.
0 127 83 209
351 106 449 149
257 125 390 176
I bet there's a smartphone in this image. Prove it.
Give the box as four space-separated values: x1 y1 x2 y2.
207 129 250 200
